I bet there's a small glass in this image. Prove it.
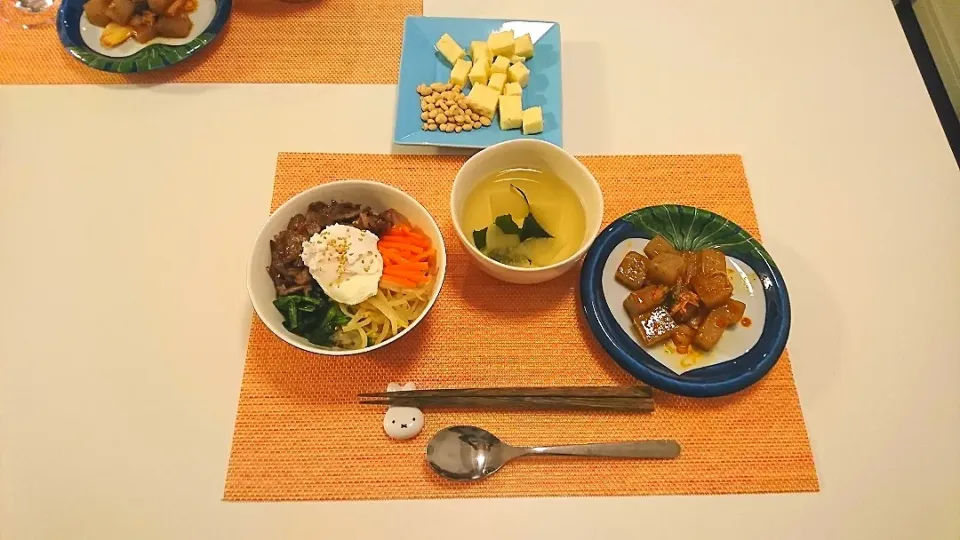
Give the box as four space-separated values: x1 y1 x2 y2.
2 0 60 28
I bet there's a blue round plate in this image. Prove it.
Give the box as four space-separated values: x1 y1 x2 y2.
580 205 790 397
56 0 231 73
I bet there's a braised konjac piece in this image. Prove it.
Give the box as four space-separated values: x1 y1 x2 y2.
153 14 192 38
679 251 699 285
647 253 686 286
715 299 746 327
615 251 649 290
643 235 677 259
267 201 393 296
634 307 678 347
84 0 112 25
697 248 726 276
693 309 728 350
621 235 745 353
623 285 668 317
691 272 733 308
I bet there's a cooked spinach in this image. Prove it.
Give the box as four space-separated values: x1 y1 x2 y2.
274 287 350 346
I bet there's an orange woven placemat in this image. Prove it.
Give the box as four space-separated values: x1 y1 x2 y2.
0 0 419 84
224 153 818 501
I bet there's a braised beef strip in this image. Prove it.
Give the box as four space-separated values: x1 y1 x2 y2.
267 201 393 296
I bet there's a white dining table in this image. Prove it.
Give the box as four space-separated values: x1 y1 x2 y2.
2 0 959 538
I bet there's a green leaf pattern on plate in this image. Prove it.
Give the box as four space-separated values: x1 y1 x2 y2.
622 205 775 266
67 32 215 74
68 47 112 70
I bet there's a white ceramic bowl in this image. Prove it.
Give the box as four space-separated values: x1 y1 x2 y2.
450 139 604 284
247 180 447 356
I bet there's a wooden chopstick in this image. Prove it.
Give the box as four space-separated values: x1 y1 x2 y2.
358 396 655 412
357 385 653 399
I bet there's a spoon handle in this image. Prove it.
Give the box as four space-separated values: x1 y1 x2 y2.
527 440 681 459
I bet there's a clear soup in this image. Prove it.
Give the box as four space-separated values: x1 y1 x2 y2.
460 167 586 268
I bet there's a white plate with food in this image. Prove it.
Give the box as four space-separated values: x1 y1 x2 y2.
247 180 446 356
57 0 230 72
580 205 791 397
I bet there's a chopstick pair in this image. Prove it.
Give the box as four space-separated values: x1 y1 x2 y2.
358 385 655 412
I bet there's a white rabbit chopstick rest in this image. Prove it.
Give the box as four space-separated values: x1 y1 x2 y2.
382 382 424 440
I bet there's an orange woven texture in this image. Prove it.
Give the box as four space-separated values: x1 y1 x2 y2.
224 153 818 501
0 0 420 84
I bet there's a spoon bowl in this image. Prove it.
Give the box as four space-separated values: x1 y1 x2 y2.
426 425 681 481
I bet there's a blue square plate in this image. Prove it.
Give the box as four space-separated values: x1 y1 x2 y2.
394 16 563 149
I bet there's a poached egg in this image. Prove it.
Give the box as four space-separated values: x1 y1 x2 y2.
301 224 383 305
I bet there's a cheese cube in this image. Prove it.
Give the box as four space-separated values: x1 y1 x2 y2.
504 82 523 96
466 84 499 117
522 106 543 135
468 60 488 86
450 58 472 88
487 30 516 57
507 61 530 87
469 40 489 60
474 54 491 75
510 55 525 64
436 33 465 65
498 95 523 130
477 58 493 82
491 56 510 75
488 72 507 94
514 33 534 58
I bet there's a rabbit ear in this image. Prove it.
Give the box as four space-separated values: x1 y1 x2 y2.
387 382 402 392
401 382 417 391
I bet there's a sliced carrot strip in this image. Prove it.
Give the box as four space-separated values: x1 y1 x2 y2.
381 234 430 248
378 248 407 264
391 225 431 240
386 227 430 240
414 248 435 262
379 251 395 262
383 267 429 282
381 275 416 288
378 241 414 250
378 241 424 254
389 262 428 271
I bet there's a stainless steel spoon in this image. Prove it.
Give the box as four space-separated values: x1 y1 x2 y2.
426 425 681 481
